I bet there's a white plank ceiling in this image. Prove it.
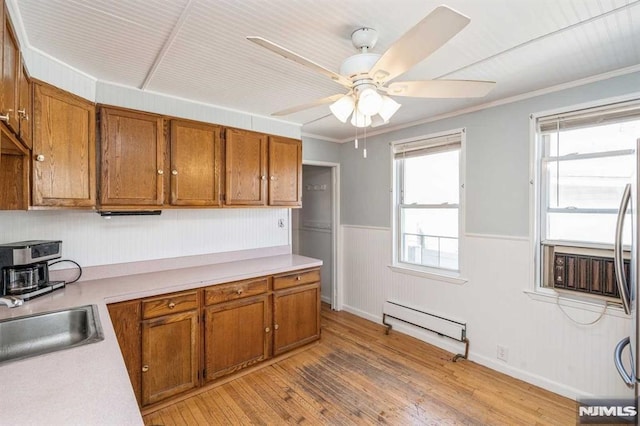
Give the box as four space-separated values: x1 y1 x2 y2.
14 0 640 141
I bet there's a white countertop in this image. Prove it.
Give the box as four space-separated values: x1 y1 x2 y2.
0 253 322 426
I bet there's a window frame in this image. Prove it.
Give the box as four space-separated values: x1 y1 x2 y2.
390 128 466 283
530 96 640 302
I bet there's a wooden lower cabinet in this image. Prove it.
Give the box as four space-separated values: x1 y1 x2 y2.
141 310 199 405
273 282 321 355
107 300 142 405
107 267 320 408
204 294 270 381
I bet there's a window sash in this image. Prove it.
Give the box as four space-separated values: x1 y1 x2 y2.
537 101 639 248
395 134 462 272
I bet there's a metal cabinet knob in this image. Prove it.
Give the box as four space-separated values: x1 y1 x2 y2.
0 113 9 122
236 289 243 295
168 302 176 309
296 276 301 281
270 176 276 181
142 365 149 372
265 327 270 333
17 109 28 120
274 324 279 330
35 154 45 162
172 170 178 175
157 170 164 175
260 175 267 181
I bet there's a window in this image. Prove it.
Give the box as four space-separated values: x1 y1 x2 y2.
534 100 640 297
392 130 463 273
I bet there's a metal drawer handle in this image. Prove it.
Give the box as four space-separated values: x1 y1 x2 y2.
168 302 176 309
142 365 149 373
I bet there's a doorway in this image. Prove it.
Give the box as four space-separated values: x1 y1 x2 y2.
293 162 340 309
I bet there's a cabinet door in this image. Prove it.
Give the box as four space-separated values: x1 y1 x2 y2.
100 107 164 207
225 128 267 206
141 310 199 406
33 83 96 207
107 301 142 406
18 63 32 149
170 120 221 206
204 295 270 382
0 127 29 210
273 282 321 356
268 136 302 206
1 6 19 134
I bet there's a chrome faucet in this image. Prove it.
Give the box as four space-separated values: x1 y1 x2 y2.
0 296 23 308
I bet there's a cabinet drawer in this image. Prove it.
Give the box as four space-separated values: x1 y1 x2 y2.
142 291 198 319
204 277 269 305
273 269 320 290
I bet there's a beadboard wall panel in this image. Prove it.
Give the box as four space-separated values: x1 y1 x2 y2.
341 225 391 321
0 209 290 268
340 225 633 400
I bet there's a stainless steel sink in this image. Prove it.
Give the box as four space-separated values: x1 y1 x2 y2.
0 304 104 365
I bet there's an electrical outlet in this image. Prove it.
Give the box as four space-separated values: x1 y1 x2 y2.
497 345 508 362
278 218 285 228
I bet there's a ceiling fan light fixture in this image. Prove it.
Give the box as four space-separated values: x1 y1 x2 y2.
357 88 383 116
329 95 355 123
350 109 372 128
378 96 401 121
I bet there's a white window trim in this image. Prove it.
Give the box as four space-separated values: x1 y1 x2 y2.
389 128 467 283
528 92 640 312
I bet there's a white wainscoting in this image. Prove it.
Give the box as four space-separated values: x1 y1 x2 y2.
341 225 392 321
0 209 290 268
340 225 633 400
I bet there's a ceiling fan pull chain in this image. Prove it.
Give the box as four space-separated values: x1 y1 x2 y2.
363 125 368 158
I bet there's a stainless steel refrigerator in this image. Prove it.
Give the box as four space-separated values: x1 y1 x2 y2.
614 139 640 400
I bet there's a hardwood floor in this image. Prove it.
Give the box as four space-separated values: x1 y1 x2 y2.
143 304 576 425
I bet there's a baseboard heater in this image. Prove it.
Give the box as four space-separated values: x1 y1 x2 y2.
382 301 469 362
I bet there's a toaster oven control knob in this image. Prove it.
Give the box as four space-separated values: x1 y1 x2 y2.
142 365 149 373
36 154 45 162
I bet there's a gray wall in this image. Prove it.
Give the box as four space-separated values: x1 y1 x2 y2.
336 71 640 236
302 136 342 163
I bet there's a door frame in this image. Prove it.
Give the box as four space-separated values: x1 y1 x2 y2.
300 160 342 311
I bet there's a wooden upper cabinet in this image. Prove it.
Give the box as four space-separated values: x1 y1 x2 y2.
17 62 32 149
170 120 222 206
225 128 267 206
32 83 96 207
1 5 19 134
0 127 29 210
268 136 302 207
99 107 164 207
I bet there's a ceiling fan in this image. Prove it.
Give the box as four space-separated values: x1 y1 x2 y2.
247 5 495 129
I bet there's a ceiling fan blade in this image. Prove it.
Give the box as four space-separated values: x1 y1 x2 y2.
272 94 345 116
386 80 496 98
369 6 470 84
247 36 352 88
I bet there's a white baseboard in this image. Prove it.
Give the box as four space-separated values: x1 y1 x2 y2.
321 295 331 305
341 304 591 401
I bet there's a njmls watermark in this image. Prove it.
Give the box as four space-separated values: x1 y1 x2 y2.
578 399 637 424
